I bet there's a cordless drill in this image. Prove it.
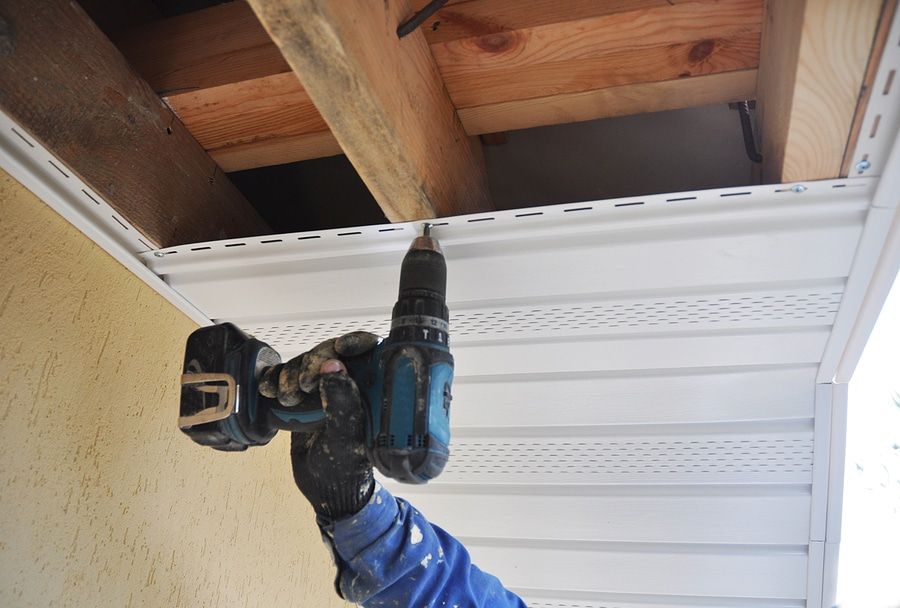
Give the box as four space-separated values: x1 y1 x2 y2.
177 225 454 484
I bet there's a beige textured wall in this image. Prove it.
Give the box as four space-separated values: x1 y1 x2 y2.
0 169 348 607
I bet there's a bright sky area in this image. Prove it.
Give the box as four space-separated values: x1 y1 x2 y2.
836 269 900 608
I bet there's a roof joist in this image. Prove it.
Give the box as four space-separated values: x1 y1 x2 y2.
0 0 270 248
243 0 494 221
756 0 888 183
117 0 764 172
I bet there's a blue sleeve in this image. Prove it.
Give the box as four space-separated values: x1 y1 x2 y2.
318 482 526 608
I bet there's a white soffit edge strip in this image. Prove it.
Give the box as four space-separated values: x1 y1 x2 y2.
143 179 881 367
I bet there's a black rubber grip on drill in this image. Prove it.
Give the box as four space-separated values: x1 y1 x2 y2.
398 249 447 301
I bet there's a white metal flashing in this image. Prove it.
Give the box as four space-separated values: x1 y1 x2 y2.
818 102 900 383
0 110 211 326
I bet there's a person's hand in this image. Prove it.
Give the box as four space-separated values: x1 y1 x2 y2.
259 332 380 521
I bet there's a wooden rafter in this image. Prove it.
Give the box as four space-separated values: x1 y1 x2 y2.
241 0 493 221
0 0 269 248
840 0 900 177
117 0 763 172
756 0 885 183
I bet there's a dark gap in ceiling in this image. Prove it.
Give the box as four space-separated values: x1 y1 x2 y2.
483 103 756 210
150 0 231 17
229 104 755 232
228 155 388 233
78 0 232 37
78 0 162 33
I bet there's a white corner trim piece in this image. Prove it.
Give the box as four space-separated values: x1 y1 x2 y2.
807 384 848 608
0 109 211 326
807 539 826 608
809 384 834 543
847 5 900 179
824 383 849 548
817 123 900 383
807 382 850 608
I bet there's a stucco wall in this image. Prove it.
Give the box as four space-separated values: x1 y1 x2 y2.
0 169 347 607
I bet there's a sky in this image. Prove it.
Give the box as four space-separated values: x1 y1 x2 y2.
836 269 900 608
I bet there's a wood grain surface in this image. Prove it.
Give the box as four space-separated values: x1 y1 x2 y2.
839 0 900 177
166 72 341 171
114 1 290 94
245 0 493 220
117 0 764 171
0 169 349 607
409 0 681 44
459 69 758 134
441 34 761 108
429 0 761 75
757 0 884 183
0 0 270 248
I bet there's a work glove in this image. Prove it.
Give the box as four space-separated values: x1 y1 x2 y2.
258 332 380 521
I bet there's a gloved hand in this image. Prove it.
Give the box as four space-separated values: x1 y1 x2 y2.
258 332 380 521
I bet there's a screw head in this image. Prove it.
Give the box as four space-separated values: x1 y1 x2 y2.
153 251 165 258
855 159 871 173
791 184 807 193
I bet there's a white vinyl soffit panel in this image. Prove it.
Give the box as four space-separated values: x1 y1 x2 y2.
143 179 886 607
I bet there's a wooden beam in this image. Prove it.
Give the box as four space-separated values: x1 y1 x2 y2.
165 72 341 172
840 0 899 176
118 0 763 171
756 0 884 183
243 0 493 220
78 0 161 36
120 1 710 96
459 70 758 135
409 0 678 45
429 0 761 107
0 0 269 248
114 1 289 94
438 33 760 109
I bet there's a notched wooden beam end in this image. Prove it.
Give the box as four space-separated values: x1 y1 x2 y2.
0 0 270 247
757 0 884 183
246 0 493 221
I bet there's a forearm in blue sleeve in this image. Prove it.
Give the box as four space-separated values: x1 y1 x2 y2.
318 482 526 607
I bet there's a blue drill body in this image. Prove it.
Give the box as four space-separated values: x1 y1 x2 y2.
348 226 454 483
349 339 453 484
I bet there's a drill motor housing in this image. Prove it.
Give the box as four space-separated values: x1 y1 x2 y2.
179 231 454 484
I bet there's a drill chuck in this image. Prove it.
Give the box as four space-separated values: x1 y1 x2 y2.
389 230 449 347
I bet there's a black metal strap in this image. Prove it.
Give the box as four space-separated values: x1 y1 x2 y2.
397 0 449 38
737 100 763 164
